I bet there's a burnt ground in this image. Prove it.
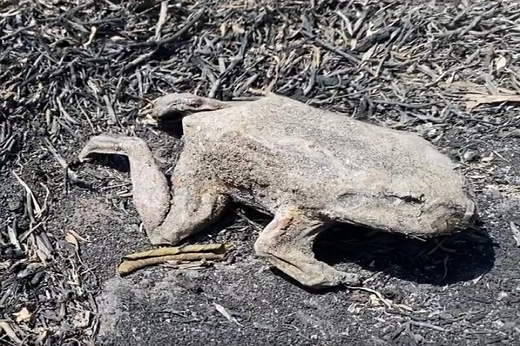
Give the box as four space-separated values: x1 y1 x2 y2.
1 0 520 345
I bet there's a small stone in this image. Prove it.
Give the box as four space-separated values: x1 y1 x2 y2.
7 197 22 212
72 311 91 328
497 291 508 300
426 128 438 138
463 149 479 162
486 186 502 199
493 320 505 328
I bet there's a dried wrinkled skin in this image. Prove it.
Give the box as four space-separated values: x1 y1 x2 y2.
79 93 476 289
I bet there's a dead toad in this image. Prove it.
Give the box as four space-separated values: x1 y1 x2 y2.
78 92 476 289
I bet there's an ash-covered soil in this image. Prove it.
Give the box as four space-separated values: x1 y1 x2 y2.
1 1 520 345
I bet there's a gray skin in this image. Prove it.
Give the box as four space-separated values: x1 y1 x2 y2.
79 92 477 289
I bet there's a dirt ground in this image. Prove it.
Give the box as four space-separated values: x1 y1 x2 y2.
1 1 520 345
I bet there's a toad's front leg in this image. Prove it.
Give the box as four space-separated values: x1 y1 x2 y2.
79 134 230 245
254 206 361 289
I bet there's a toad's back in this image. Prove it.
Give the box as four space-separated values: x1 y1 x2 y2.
182 93 474 235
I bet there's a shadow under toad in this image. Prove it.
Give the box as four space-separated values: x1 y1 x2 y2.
195 206 496 293
312 218 496 288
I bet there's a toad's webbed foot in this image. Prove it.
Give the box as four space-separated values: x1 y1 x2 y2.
254 206 361 289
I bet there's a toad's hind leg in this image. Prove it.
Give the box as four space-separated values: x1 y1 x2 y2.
79 134 170 231
79 134 231 246
254 206 361 289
